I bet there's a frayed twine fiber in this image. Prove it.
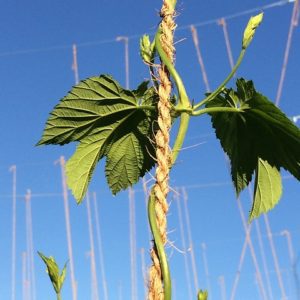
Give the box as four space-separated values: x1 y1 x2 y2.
148 1 176 299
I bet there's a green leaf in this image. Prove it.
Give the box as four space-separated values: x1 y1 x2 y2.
38 75 158 202
38 252 67 295
206 78 300 218
249 158 282 221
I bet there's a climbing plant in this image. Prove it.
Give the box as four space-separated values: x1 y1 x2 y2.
38 1 300 299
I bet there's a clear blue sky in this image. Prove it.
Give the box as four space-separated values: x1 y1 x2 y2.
0 1 299 299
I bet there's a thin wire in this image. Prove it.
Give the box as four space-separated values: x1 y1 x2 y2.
0 0 294 58
275 0 299 106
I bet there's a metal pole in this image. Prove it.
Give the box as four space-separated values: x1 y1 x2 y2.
264 214 287 299
236 198 267 300
182 187 199 293
58 156 77 300
175 192 193 300
116 36 129 89
86 192 99 300
190 25 210 92
128 188 138 300
10 165 17 300
255 218 274 300
218 275 227 300
93 192 109 300
275 0 299 106
218 18 235 71
25 190 36 300
72 44 79 85
201 243 212 299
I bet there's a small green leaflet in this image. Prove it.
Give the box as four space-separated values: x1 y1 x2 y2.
38 75 158 202
249 158 282 221
38 252 67 295
206 78 300 220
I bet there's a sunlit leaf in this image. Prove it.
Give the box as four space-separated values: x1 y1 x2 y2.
38 75 158 202
250 158 282 221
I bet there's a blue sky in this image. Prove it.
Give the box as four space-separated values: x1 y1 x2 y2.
0 0 299 299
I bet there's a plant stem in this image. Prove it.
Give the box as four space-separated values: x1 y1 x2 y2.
147 112 190 300
172 112 190 163
193 49 246 109
148 192 171 300
57 293 62 300
147 4 191 299
155 29 190 109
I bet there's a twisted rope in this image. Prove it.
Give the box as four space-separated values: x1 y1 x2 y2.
148 1 176 299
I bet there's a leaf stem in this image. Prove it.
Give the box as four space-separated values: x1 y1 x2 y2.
57 293 62 300
193 49 246 110
192 106 241 116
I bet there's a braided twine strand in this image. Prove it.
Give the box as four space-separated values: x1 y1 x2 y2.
148 1 176 300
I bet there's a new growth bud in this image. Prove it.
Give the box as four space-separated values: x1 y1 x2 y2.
140 34 154 64
242 13 264 49
198 289 208 300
